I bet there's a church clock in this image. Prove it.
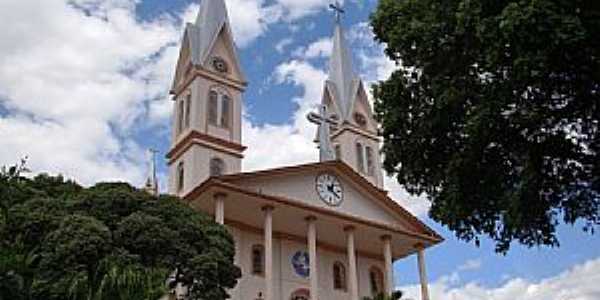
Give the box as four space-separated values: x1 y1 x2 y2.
211 56 229 73
316 173 343 206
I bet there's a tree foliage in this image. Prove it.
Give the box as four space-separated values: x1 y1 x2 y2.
362 291 404 300
0 163 240 299
371 0 599 252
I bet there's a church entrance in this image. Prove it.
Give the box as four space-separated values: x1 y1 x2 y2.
290 289 310 300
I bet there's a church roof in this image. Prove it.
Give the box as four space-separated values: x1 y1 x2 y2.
172 0 246 90
193 0 229 64
187 160 442 242
326 22 362 121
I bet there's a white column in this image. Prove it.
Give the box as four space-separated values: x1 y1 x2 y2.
214 193 225 225
263 206 274 300
345 226 359 300
306 216 319 300
382 235 394 296
417 247 430 300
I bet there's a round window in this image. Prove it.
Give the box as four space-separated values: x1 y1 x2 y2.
354 112 367 127
211 56 229 73
291 251 310 278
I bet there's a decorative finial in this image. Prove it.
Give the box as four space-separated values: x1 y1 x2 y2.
329 1 345 23
307 105 339 162
144 148 159 197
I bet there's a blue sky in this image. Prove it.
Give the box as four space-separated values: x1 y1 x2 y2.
0 0 598 298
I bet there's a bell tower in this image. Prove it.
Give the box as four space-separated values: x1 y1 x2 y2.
318 4 384 188
167 0 247 196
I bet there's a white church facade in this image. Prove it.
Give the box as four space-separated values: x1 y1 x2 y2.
165 1 443 299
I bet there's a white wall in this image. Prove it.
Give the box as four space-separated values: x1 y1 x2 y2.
229 227 385 300
236 172 401 228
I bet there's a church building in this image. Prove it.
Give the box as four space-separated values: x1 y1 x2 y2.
165 1 443 299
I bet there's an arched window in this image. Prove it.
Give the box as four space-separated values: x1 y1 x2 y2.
369 266 384 296
176 161 184 192
356 142 365 174
334 144 342 160
208 88 231 128
208 90 219 126
184 94 191 129
333 261 347 291
209 158 225 177
177 99 184 135
221 94 230 129
251 244 265 276
290 289 310 300
366 146 374 176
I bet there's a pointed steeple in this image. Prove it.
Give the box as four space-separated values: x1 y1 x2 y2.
194 0 231 64
170 0 246 91
326 17 361 120
144 149 159 197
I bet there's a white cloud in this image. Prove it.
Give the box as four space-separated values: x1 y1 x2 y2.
0 0 421 219
384 176 431 216
273 0 336 21
399 257 600 300
225 0 270 47
0 0 185 185
293 37 332 59
458 259 483 272
275 37 294 54
242 60 326 171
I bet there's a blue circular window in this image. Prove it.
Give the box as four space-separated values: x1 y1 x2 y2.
291 251 310 278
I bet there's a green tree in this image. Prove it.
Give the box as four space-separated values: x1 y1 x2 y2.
371 0 599 253
0 166 240 300
362 291 404 300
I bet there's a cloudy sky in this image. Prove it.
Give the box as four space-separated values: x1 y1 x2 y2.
0 0 598 299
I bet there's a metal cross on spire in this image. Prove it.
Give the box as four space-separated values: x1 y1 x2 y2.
307 105 339 162
329 1 345 23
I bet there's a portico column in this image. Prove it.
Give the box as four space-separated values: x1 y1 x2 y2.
381 235 394 296
263 206 274 300
416 245 430 300
214 193 226 225
306 216 319 300
345 226 359 300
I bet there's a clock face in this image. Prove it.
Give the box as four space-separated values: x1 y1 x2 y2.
211 56 228 73
316 173 343 206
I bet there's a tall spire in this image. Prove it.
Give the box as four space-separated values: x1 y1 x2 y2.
327 3 360 120
194 0 231 64
144 148 159 197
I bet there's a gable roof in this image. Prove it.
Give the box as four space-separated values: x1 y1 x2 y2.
214 160 442 240
326 22 362 121
171 0 246 90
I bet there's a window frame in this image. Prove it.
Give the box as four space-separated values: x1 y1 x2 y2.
369 266 384 296
208 90 219 126
209 157 225 177
366 146 374 176
333 261 347 291
356 142 365 174
251 244 265 276
176 161 184 192
177 99 185 135
334 144 342 160
184 93 191 129
207 87 232 129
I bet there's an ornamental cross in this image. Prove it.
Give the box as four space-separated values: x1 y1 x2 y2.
307 105 339 162
329 1 345 23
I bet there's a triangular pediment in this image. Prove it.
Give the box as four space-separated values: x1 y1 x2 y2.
216 161 435 236
202 23 245 82
347 80 377 132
